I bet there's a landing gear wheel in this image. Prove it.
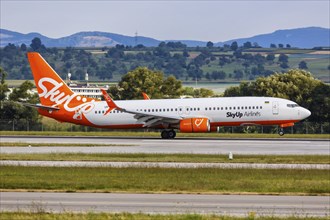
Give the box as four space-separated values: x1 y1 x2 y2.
161 130 169 139
278 127 284 136
161 130 176 139
168 130 176 139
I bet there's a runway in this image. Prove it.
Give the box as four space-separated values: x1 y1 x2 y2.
1 136 329 155
1 192 329 216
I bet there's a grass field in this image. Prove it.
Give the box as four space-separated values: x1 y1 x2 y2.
1 153 329 164
0 212 328 220
1 131 329 139
1 166 329 195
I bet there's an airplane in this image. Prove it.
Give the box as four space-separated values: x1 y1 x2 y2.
25 52 311 139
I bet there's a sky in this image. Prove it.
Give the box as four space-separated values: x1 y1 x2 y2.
1 0 329 42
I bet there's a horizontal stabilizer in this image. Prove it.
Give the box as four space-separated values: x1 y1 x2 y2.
19 102 60 111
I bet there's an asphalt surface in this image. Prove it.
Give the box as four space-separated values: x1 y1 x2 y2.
1 160 329 169
1 192 329 216
1 136 329 155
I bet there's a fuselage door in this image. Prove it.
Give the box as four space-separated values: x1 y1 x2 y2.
272 101 279 115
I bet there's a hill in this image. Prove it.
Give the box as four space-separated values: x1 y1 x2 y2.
219 27 330 48
1 27 329 48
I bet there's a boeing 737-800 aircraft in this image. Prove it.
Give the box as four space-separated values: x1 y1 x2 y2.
26 52 311 139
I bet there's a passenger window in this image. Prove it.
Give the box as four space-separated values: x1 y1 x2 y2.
252 106 255 109
221 107 223 110
238 107 240 110
256 106 258 109
225 107 228 110
95 111 97 114
260 106 262 109
205 108 208 111
249 106 251 109
209 107 212 110
229 107 232 110
98 111 101 114
233 107 236 110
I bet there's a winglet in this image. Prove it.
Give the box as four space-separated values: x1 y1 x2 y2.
101 89 121 115
142 92 150 100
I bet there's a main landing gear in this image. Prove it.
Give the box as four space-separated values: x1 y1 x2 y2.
161 130 176 139
278 127 285 136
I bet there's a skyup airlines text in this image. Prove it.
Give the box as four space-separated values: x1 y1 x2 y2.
226 111 261 118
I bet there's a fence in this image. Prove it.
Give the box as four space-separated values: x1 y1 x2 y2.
0 119 329 134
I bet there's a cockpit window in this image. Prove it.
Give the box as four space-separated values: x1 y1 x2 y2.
287 104 299 108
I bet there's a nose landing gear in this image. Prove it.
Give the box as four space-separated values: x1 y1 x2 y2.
278 127 284 136
161 130 176 139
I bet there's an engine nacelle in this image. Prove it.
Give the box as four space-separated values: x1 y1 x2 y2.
179 117 210 133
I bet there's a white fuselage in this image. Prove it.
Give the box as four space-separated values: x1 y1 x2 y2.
82 96 310 128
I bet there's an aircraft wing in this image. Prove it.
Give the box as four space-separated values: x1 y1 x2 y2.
101 89 181 128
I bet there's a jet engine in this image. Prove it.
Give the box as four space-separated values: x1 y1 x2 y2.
179 117 210 133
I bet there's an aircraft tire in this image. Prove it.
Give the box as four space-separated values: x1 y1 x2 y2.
278 128 285 136
161 130 169 139
168 130 176 139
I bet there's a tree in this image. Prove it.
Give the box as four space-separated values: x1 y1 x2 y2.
286 44 291 48
108 67 183 100
280 62 289 69
0 67 9 102
278 54 289 68
223 69 328 123
230 41 238 51
298 61 308 69
243 41 252 49
206 41 214 48
278 54 288 63
266 54 275 62
9 80 35 101
30 37 46 52
1 80 40 129
270 44 277 48
234 70 244 80
278 44 284 48
20 43 27 51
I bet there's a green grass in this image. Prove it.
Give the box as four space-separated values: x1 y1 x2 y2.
0 142 134 147
0 212 328 220
1 153 329 164
1 166 329 195
1 131 329 139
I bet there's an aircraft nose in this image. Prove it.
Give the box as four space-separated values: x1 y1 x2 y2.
300 108 311 119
